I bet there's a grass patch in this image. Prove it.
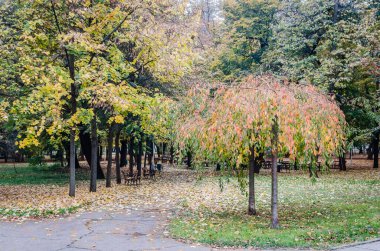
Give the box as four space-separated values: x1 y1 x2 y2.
169 171 380 249
0 163 88 185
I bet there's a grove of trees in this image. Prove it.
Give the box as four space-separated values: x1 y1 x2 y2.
0 0 378 229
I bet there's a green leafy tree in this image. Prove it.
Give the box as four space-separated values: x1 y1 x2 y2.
1 0 196 195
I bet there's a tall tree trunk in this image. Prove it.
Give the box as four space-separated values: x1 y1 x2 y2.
150 137 155 171
373 132 379 169
162 142 167 162
248 146 256 215
144 137 149 169
69 53 76 197
120 140 128 167
339 153 346 171
254 152 264 173
169 143 174 164
106 125 114 187
58 148 64 167
144 150 147 169
271 116 279 228
216 163 221 171
99 145 103 161
137 133 143 177
186 151 192 168
63 145 80 169
90 112 97 192
367 142 373 160
115 128 121 184
359 146 363 154
79 129 105 179
129 136 134 176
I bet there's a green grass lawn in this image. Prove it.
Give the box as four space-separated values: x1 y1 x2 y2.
0 163 88 185
169 170 380 249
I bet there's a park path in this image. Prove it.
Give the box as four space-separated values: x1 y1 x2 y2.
0 208 379 251
0 209 211 251
334 239 380 251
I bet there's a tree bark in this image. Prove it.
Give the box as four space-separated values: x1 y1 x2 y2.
254 152 264 173
90 112 97 192
79 129 105 179
137 133 143 177
373 132 379 169
271 116 279 228
339 154 346 171
216 163 221 171
162 142 167 162
120 140 128 167
248 146 256 215
129 136 134 176
367 142 373 159
115 128 121 184
359 146 363 154
106 125 114 187
186 151 192 168
169 144 174 164
99 145 103 161
68 53 76 197
150 137 155 171
144 150 147 169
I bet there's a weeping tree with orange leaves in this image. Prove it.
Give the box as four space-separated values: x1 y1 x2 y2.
175 75 346 228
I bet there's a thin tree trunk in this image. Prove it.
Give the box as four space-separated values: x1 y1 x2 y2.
90 112 97 192
129 136 134 176
162 142 166 162
120 140 128 167
150 137 155 171
216 163 221 171
69 130 76 197
144 151 147 169
339 153 346 171
169 144 174 164
248 146 256 215
367 142 373 160
69 53 76 197
106 125 114 187
137 133 143 177
99 145 103 161
373 132 379 169
186 151 192 168
115 129 121 184
271 116 279 228
58 148 64 167
254 152 263 173
79 129 105 179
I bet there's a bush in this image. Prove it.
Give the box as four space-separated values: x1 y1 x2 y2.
28 155 48 169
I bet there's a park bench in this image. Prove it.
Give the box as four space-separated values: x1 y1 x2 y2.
279 161 291 172
331 160 340 169
122 170 141 185
142 166 156 179
263 160 272 169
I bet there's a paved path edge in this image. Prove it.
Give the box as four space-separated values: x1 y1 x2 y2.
331 238 380 250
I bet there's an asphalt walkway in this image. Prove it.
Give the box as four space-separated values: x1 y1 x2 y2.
0 209 378 251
